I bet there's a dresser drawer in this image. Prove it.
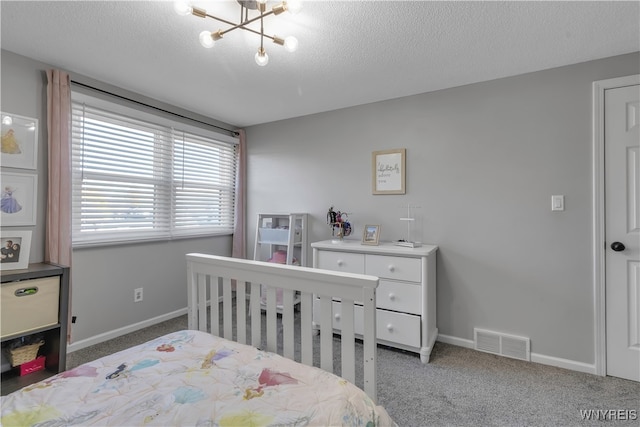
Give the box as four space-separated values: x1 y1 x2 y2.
365 254 421 282
1 276 60 338
317 251 364 274
376 309 421 348
378 280 421 314
329 301 421 349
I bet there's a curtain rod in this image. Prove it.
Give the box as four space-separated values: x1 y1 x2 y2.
70 80 239 137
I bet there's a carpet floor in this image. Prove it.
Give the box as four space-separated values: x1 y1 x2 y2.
67 315 640 427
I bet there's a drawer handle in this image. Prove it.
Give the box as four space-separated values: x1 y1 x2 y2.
388 293 396 301
388 265 395 272
337 260 344 267
386 324 394 332
14 287 39 297
334 313 341 321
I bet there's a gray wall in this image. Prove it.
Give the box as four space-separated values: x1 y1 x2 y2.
1 50 234 347
4 47 639 367
245 52 640 366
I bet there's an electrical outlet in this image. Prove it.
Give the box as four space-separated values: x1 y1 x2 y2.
134 287 143 302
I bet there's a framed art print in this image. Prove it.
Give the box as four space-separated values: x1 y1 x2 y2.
362 224 380 245
1 172 37 226
0 230 32 270
1 112 38 170
372 148 406 195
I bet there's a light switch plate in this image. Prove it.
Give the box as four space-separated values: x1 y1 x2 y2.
551 195 564 211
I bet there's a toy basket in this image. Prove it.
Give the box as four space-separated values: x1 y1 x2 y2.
7 340 44 367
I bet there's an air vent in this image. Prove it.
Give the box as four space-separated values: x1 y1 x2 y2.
474 328 530 361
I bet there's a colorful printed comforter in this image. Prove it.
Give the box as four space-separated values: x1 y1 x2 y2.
1 330 395 426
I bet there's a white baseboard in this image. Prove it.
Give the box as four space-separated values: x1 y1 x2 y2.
67 308 187 353
530 353 597 375
437 333 474 348
437 333 598 375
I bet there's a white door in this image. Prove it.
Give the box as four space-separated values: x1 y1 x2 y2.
605 83 640 381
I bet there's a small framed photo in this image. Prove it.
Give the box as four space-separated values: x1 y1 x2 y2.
1 172 37 226
1 112 38 170
0 230 32 271
362 224 380 245
372 148 405 195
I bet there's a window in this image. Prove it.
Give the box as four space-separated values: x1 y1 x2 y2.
71 92 238 246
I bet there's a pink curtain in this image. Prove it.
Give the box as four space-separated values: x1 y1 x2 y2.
232 129 246 259
46 69 72 341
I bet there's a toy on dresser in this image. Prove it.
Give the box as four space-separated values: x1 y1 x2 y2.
326 206 351 241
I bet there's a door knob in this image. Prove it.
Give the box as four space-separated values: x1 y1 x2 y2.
611 242 625 252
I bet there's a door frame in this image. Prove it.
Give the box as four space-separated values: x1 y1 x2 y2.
592 74 640 376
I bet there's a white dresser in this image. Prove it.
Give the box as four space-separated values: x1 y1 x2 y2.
311 240 438 363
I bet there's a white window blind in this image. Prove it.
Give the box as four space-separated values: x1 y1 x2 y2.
71 96 238 246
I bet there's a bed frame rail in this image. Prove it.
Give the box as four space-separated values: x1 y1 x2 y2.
186 253 379 402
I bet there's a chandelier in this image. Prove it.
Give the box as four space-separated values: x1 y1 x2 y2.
174 0 302 67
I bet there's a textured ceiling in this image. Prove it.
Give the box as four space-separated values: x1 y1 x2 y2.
1 1 639 128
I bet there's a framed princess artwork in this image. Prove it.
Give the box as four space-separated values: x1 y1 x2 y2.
1 112 39 170
0 230 32 271
1 172 37 226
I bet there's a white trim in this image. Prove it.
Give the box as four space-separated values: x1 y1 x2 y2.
530 353 596 375
67 308 187 353
438 334 596 374
437 333 474 348
592 74 640 377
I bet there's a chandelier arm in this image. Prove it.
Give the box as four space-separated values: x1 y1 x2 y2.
219 10 275 35
260 8 264 50
203 13 237 28
202 13 278 40
205 10 273 40
233 26 278 40
204 10 276 38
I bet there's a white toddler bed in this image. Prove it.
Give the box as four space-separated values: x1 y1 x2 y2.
1 253 394 426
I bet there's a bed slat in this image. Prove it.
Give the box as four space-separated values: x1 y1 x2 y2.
282 289 295 360
250 282 261 348
236 280 247 344
362 287 377 402
300 291 313 366
341 298 356 384
199 274 208 334
266 286 277 352
319 295 333 373
187 253 379 403
187 266 197 330
209 277 219 336
223 277 233 340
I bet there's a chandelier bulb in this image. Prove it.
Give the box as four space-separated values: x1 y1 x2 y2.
285 0 302 14
199 31 216 48
284 36 298 52
174 1 192 16
255 48 269 66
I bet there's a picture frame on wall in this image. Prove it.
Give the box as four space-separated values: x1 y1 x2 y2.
362 224 380 245
1 112 38 170
0 230 32 271
1 172 37 226
372 148 406 195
